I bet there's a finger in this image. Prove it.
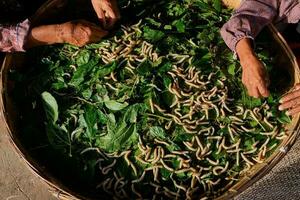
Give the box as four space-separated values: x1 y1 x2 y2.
91 0 107 27
251 87 260 98
258 83 270 97
279 97 300 110
280 89 300 103
95 8 107 28
104 9 117 29
105 17 118 29
249 86 260 98
90 28 108 41
287 104 300 116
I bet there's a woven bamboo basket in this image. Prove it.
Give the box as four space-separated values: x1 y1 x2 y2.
1 0 300 199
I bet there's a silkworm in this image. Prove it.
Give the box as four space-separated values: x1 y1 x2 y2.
240 153 254 166
260 127 278 136
135 155 148 165
226 148 241 153
175 168 191 174
185 81 202 89
160 159 175 172
153 103 166 112
200 172 212 179
174 181 187 192
168 84 182 98
147 148 158 163
131 184 142 198
228 126 235 141
138 137 146 151
165 120 173 130
163 186 179 198
164 154 177 159
195 136 204 151
229 116 243 123
149 98 155 113
206 179 221 186
207 136 223 140
206 158 219 166
241 126 255 132
105 82 118 91
259 137 270 150
263 117 274 129
212 162 229 175
182 125 197 134
222 103 233 113
172 150 189 155
183 141 197 151
170 96 179 108
243 147 257 154
153 166 159 182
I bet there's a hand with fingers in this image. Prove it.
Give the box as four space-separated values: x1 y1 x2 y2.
91 0 120 29
26 20 108 48
240 54 270 98
236 38 270 98
58 20 108 47
279 83 300 116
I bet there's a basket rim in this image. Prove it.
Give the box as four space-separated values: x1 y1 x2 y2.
1 0 300 200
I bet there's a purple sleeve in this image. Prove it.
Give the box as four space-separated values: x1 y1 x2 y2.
220 0 300 53
0 19 31 52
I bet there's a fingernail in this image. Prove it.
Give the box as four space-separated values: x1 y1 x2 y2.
278 106 283 111
279 99 283 103
286 111 290 116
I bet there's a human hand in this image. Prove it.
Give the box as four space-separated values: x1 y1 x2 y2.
240 55 270 98
58 20 108 47
236 38 270 98
279 83 300 116
91 0 120 29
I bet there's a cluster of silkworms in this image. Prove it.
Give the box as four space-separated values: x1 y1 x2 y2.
79 21 289 199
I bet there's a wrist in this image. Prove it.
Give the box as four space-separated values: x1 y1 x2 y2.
54 24 65 44
25 24 64 49
236 38 256 64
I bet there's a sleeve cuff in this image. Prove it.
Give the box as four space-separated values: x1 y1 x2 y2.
14 19 31 52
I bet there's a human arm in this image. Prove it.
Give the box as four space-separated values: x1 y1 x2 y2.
25 20 108 48
236 38 270 98
220 0 300 98
0 19 108 52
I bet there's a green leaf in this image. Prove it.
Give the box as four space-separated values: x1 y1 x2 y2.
124 104 146 123
149 126 167 140
158 61 172 74
83 105 98 139
143 26 165 42
45 123 70 151
145 18 161 27
228 64 236 75
105 100 128 111
95 61 117 78
136 60 153 76
41 91 59 123
69 58 99 87
173 19 185 33
164 25 172 30
213 0 222 12
98 122 138 153
75 50 90 66
278 112 291 124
